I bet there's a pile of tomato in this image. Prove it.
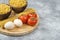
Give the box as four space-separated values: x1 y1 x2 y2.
18 12 38 26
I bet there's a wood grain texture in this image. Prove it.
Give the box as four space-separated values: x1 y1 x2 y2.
0 8 39 36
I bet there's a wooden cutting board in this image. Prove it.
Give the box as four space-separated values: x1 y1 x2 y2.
0 8 39 36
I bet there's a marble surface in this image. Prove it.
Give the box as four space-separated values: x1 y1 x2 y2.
0 0 60 40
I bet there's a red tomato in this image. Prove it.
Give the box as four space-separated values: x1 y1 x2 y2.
28 12 37 18
18 14 28 24
27 17 37 26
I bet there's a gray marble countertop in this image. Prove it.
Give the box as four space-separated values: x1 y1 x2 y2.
0 0 60 40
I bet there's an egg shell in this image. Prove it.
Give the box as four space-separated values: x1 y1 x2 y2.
4 21 15 29
14 19 23 27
